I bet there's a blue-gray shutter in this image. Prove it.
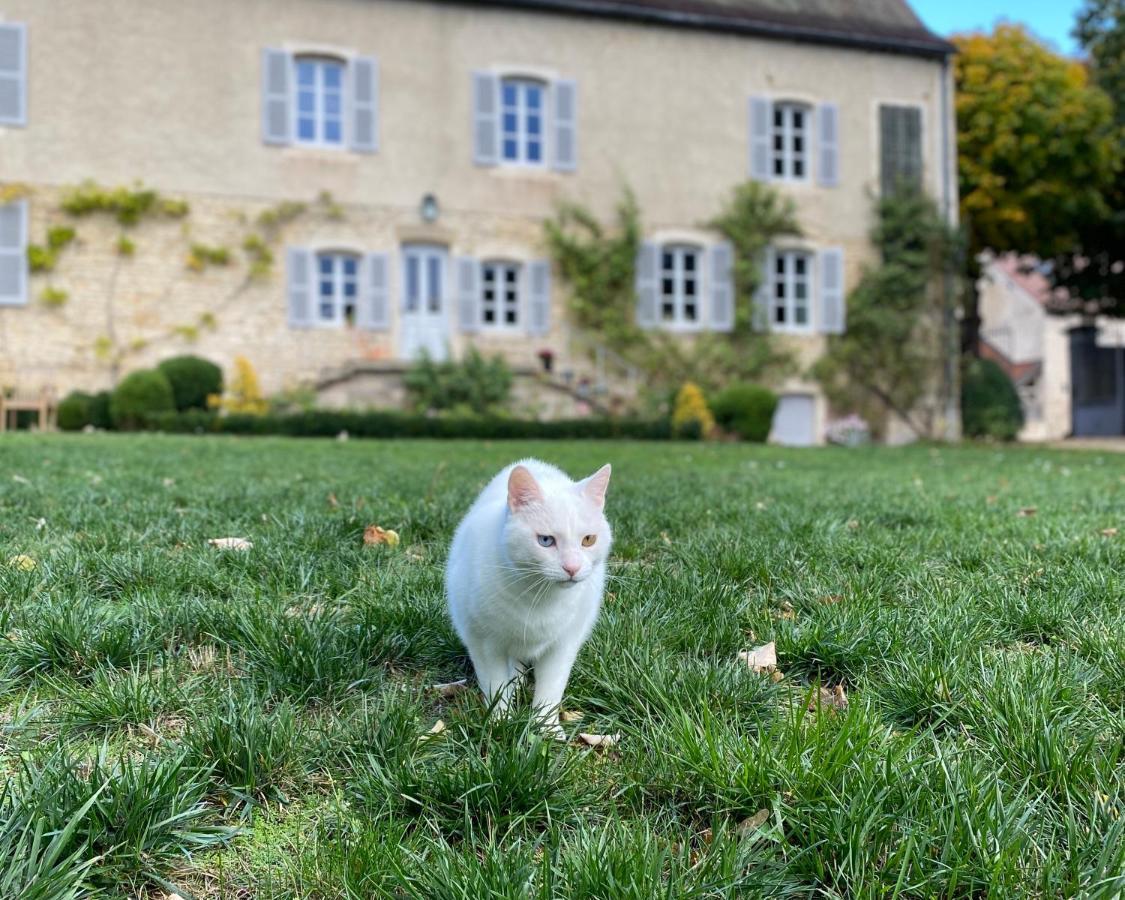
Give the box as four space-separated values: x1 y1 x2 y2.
262 48 291 145
528 259 551 335
472 72 499 166
880 105 923 196
635 241 658 328
552 79 577 172
286 247 313 327
0 22 27 127
819 247 845 334
749 96 772 181
359 253 389 330
350 56 379 153
752 248 773 331
709 241 734 332
456 256 480 333
0 199 28 306
817 103 839 188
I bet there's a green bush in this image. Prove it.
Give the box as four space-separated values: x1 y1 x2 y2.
143 409 680 441
57 391 93 431
962 358 1024 441
157 355 223 411
404 348 513 415
89 391 112 429
710 384 778 442
109 369 175 431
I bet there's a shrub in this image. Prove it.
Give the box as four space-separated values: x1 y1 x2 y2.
211 356 267 415
671 382 714 438
109 369 174 431
89 391 112 429
710 383 778 442
57 391 93 431
962 357 1024 441
404 348 513 415
157 355 223 411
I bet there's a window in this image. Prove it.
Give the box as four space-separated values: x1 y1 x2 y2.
772 251 812 332
501 78 545 165
772 103 809 180
659 245 702 327
481 261 521 328
296 57 345 147
880 105 922 196
316 252 359 325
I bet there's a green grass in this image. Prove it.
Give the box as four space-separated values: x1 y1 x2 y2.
0 433 1122 898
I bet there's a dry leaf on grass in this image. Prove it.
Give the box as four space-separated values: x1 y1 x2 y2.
431 679 469 698
11 474 30 485
207 537 253 551
576 732 620 749
419 719 446 742
364 525 400 547
560 709 584 723
737 808 771 836
1100 527 1118 537
846 519 860 530
7 554 36 571
819 594 844 605
738 642 776 673
1017 507 1038 517
327 492 340 508
809 684 849 713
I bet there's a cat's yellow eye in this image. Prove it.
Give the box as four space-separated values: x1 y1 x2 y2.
581 534 597 547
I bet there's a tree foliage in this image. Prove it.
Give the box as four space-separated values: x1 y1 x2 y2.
813 190 960 438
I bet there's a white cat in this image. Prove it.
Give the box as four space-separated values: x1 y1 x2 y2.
446 458 612 731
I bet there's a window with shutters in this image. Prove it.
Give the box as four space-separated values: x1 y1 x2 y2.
772 250 813 333
295 57 346 147
316 251 359 326
0 22 27 127
659 245 703 328
500 78 546 166
481 261 521 329
880 105 923 196
771 102 810 181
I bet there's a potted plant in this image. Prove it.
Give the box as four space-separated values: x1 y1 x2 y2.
537 348 555 373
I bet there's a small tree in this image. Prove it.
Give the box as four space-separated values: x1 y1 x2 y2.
671 382 714 438
212 356 267 416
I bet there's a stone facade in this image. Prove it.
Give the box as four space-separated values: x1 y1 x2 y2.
0 0 957 441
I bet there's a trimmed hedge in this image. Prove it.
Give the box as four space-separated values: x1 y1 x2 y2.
157 355 223 411
57 391 93 431
89 391 113 429
110 369 175 431
710 384 778 442
962 358 1024 441
143 410 680 441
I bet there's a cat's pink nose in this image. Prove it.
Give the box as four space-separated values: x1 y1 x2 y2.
562 560 581 578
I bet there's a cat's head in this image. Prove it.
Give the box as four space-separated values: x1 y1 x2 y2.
503 463 612 586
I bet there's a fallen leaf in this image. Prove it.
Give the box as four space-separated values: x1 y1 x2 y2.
364 525 400 547
560 709 584 723
577 732 620 749
7 554 36 571
207 537 253 551
770 670 784 683
431 679 469 698
737 808 771 835
1100 528 1118 537
327 493 339 508
162 477 175 488
419 719 446 742
660 531 672 545
819 594 843 605
11 474 29 485
738 642 777 673
809 684 849 713
846 519 860 530
1017 507 1037 517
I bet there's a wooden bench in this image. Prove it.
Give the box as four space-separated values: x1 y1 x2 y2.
0 388 57 432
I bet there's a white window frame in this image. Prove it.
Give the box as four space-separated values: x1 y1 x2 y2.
314 251 360 327
294 55 347 149
771 250 814 334
771 102 811 183
658 244 704 331
480 260 522 330
500 77 547 168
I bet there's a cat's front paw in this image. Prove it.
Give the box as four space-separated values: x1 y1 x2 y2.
542 720 567 742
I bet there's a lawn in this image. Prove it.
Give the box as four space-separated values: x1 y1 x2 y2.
0 433 1122 898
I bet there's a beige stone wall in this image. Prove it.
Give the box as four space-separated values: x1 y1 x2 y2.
0 0 953 435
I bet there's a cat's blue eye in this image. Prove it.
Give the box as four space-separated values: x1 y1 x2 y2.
537 534 556 548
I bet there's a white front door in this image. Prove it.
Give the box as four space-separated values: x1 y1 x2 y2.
400 244 449 361
771 393 817 446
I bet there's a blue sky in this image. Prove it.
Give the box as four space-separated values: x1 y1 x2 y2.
910 0 1084 54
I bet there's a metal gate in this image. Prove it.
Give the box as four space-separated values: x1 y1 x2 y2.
1070 326 1125 437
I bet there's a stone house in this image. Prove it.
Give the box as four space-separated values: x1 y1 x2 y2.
0 0 956 443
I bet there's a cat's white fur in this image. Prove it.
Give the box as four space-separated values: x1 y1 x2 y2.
446 458 612 729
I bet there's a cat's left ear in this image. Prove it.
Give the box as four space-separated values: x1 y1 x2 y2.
579 464 612 509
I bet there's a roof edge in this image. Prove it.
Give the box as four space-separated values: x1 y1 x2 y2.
455 0 957 59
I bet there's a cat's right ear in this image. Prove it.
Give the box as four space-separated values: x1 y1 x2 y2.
507 465 543 511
